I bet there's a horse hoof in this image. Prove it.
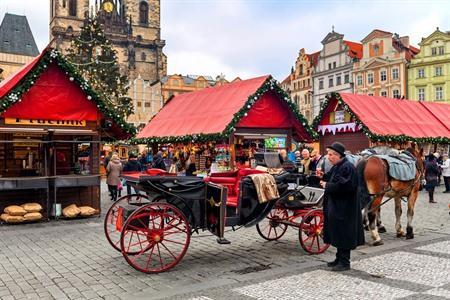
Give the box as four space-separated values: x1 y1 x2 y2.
406 234 414 240
396 232 405 238
373 240 384 246
378 226 387 233
406 227 414 239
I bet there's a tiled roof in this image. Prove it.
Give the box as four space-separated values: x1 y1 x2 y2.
308 51 320 66
0 13 39 56
343 40 363 59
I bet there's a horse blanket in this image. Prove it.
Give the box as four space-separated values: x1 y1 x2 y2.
376 153 416 181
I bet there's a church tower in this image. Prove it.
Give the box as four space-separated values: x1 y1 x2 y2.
49 0 167 127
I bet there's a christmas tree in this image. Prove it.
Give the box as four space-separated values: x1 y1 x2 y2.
66 15 133 118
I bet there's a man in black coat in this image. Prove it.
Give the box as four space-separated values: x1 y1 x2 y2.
318 142 365 271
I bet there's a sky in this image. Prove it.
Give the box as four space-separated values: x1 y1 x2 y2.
1 0 449 81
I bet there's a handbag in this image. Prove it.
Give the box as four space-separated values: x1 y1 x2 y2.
117 180 123 191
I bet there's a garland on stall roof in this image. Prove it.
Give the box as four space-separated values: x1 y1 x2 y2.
0 48 136 136
312 92 450 144
130 76 318 145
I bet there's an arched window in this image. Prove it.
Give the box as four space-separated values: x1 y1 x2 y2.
139 1 149 25
141 52 146 61
69 0 77 17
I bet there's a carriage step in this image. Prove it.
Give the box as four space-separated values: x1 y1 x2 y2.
216 237 231 244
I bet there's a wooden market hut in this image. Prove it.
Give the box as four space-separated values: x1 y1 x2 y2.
0 47 134 219
136 75 317 167
312 92 450 154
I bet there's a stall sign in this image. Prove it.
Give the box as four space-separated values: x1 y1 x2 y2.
5 118 86 127
334 110 345 124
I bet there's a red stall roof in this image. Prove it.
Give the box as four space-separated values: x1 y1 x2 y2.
137 75 315 142
419 101 450 131
319 93 450 141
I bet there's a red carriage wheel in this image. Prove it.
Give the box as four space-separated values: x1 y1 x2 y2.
120 202 191 273
299 208 329 254
256 206 289 241
104 194 150 252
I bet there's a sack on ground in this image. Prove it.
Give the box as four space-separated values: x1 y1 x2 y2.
79 206 96 216
62 204 81 218
23 212 43 221
4 205 27 216
1 213 25 223
21 203 43 213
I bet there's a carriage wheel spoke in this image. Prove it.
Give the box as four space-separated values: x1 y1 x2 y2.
163 238 186 245
156 243 164 268
160 242 178 260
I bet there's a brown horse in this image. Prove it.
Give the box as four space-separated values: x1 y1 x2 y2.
356 147 424 246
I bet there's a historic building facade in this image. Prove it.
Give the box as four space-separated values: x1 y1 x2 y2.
312 30 362 117
353 29 419 99
49 0 167 126
0 13 39 81
408 28 450 103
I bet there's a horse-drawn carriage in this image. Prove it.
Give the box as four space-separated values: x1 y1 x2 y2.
104 156 328 273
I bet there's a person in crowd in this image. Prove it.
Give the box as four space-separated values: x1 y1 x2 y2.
318 142 364 272
185 154 197 176
106 153 123 202
103 152 113 169
152 151 166 170
279 149 296 172
168 156 179 174
309 149 322 172
441 153 450 193
138 151 148 170
435 152 443 185
122 152 142 194
425 154 440 203
301 149 311 174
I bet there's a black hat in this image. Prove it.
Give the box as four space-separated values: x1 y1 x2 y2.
327 142 346 157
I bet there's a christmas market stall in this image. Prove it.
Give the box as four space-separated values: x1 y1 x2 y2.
0 47 134 223
312 92 450 154
419 101 450 155
134 75 317 172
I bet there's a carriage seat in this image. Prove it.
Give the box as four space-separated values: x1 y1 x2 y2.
205 169 265 207
145 168 177 176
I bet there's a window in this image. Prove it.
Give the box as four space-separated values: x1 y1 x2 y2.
68 0 77 16
435 66 443 76
373 45 379 56
418 68 425 78
438 46 445 55
368 93 374 96
344 74 349 84
319 79 324 90
380 70 387 81
357 75 363 86
393 89 400 98
299 65 303 75
333 62 336 69
137 101 142 107
145 102 151 107
381 91 387 97
367 73 374 84
336 75 341 86
141 52 146 61
435 86 443 100
328 76 334 87
431 47 437 56
392 68 399 80
328 63 332 70
139 1 149 25
417 88 425 101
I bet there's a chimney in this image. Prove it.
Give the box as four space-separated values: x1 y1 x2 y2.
400 36 410 48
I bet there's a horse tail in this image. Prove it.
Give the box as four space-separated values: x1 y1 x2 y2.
356 159 371 209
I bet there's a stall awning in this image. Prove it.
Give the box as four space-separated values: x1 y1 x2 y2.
315 93 450 143
419 101 450 132
137 75 316 143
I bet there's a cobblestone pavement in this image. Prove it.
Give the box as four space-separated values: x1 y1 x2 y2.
0 180 448 300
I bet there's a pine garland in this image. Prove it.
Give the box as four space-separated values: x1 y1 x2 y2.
0 48 136 136
312 92 450 144
130 76 318 144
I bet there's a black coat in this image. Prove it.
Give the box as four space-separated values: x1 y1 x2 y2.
152 156 166 170
123 159 142 172
322 157 364 249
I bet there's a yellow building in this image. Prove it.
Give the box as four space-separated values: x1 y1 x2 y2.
161 74 240 103
408 28 450 103
353 29 419 98
49 0 167 127
284 48 319 123
0 13 39 81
